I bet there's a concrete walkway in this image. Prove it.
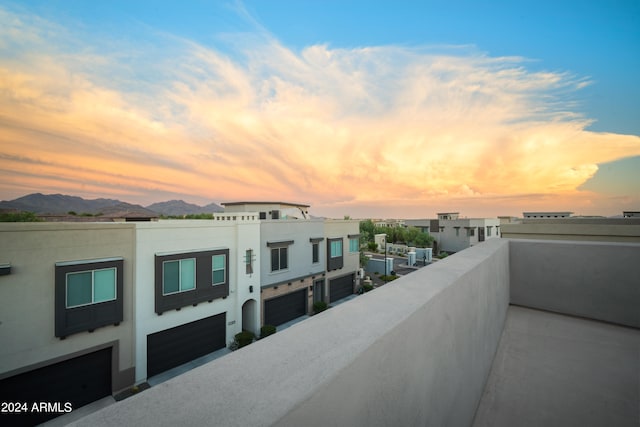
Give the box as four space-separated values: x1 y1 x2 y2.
473 305 640 427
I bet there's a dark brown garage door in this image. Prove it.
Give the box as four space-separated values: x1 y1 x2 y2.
264 288 307 326
147 312 226 378
330 274 354 303
0 347 111 426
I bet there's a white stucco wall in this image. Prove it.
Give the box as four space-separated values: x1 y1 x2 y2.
260 219 325 287
133 219 260 382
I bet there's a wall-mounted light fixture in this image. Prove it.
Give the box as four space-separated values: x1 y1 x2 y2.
0 263 11 276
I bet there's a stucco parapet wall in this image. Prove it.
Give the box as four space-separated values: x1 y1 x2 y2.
72 238 510 427
501 222 640 241
509 239 640 328
0 222 136 232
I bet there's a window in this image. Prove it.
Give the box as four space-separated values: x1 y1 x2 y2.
162 258 195 295
271 247 288 271
466 228 475 237
454 227 460 237
55 258 124 339
327 238 344 271
155 249 229 314
66 267 117 308
245 249 253 274
310 237 323 264
212 254 226 285
487 226 492 237
330 240 343 258
349 238 359 253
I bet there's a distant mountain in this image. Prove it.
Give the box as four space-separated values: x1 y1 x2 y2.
0 193 223 216
146 200 223 216
0 193 122 214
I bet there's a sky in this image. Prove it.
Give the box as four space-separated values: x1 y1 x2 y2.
0 1 639 219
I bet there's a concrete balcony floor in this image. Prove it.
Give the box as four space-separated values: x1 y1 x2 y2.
473 305 640 427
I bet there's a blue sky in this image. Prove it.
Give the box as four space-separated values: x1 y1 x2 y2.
0 1 638 217
20 0 638 134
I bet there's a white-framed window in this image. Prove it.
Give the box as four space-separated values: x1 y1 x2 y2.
349 238 359 253
271 247 288 271
455 227 460 237
66 267 117 308
487 226 492 237
162 258 196 295
212 254 226 285
330 240 343 258
312 242 319 263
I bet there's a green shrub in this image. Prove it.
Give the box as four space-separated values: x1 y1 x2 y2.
0 211 41 222
260 324 276 339
380 274 398 282
363 283 374 292
313 300 328 314
234 331 255 348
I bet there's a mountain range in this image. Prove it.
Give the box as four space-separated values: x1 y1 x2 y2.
0 193 223 216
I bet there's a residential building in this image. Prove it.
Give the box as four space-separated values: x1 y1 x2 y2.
372 219 405 228
0 222 137 425
221 202 360 327
405 213 500 253
324 219 360 304
522 211 573 219
132 217 260 382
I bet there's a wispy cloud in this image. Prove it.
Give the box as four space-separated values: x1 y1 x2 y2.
0 5 638 216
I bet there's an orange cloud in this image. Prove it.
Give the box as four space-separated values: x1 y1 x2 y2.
0 6 638 217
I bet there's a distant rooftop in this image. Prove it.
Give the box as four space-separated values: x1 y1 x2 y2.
221 201 310 208
523 211 573 218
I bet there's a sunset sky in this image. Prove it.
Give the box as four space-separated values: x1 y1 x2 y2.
1 1 639 218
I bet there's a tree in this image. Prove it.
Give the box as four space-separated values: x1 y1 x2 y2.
359 219 376 244
0 211 41 222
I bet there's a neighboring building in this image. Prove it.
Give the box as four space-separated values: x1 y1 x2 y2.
132 217 260 382
324 219 360 304
501 216 640 243
405 213 500 253
0 222 137 425
523 211 573 219
623 211 640 218
372 219 405 228
222 202 360 327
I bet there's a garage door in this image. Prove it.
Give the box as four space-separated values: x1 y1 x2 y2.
0 347 111 425
330 274 354 303
264 288 307 326
147 313 226 378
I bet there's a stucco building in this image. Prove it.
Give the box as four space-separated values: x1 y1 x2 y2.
405 212 500 253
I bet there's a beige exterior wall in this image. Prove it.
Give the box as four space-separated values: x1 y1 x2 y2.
0 222 136 392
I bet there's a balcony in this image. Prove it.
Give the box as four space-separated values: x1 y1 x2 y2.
74 238 639 426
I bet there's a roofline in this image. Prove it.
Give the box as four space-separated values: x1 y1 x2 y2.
221 201 310 208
